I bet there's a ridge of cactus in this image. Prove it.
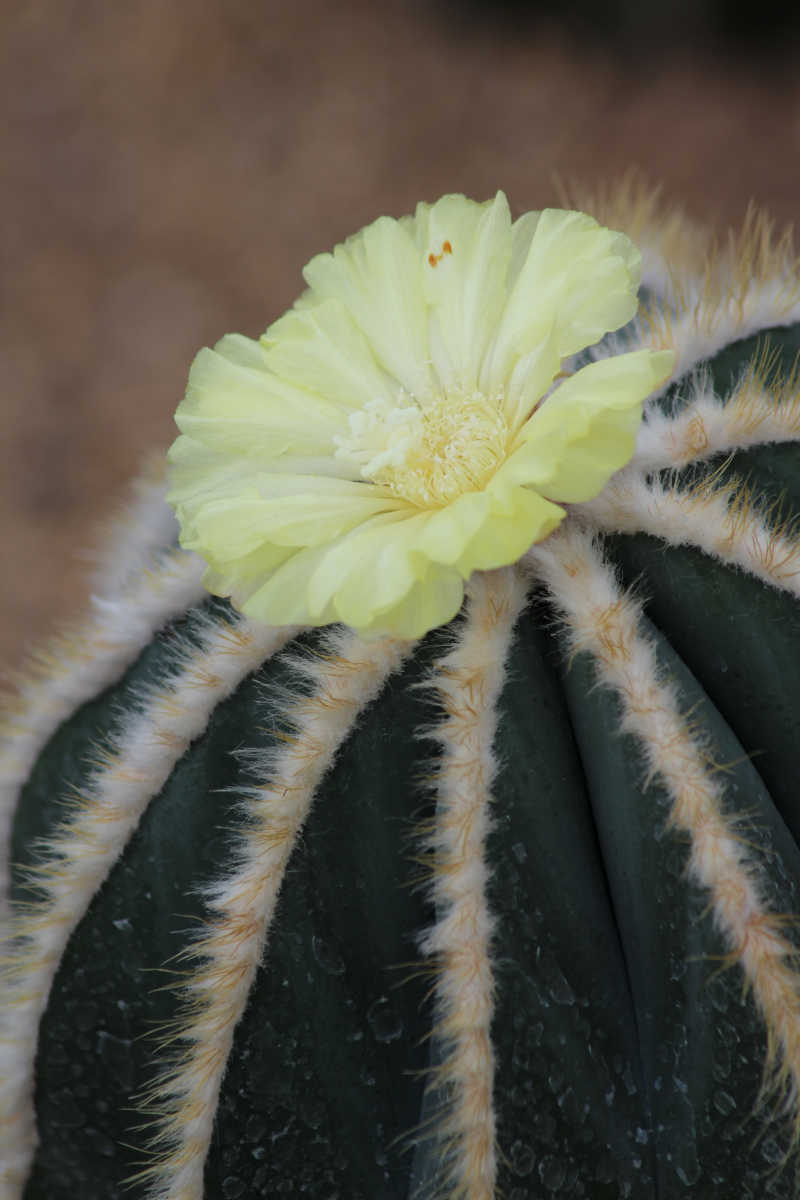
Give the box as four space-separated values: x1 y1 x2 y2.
87 456 182 598
0 549 206 936
413 567 530 1200
129 626 416 1200
528 523 800 1146
4 183 800 1199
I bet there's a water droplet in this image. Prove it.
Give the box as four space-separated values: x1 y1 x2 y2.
557 1087 580 1125
635 1126 649 1145
366 996 403 1043
112 917 132 932
311 935 345 976
509 1140 535 1176
675 1156 701 1186
246 1114 266 1143
761 1138 784 1165
621 1062 637 1096
547 1065 565 1094
222 1176 246 1198
713 1089 736 1116
511 842 527 863
540 959 576 1006
539 1155 567 1191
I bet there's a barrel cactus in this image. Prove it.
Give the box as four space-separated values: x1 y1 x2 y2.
4 183 800 1200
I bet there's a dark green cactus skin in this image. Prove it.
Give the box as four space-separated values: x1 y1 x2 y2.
12 325 800 1198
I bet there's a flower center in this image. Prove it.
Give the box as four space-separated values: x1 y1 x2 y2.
334 389 510 508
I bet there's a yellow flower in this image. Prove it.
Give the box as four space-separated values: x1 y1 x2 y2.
167 193 673 638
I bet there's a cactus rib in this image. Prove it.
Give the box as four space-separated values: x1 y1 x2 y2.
416 567 529 1200
131 627 416 1200
585 470 800 599
633 352 800 474
0 614 291 1198
527 523 800 1145
0 549 207 932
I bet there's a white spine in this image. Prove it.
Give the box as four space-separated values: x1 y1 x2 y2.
133 627 414 1200
583 470 800 601
634 369 800 473
589 208 800 397
646 278 800 393
89 461 180 596
419 567 528 1200
527 524 800 1140
0 615 290 1200
0 550 207 924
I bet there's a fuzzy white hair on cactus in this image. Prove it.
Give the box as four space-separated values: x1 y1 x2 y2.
3 181 800 1200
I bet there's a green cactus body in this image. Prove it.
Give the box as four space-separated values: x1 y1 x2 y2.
4 192 800 1199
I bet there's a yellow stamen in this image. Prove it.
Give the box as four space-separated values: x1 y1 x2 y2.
334 389 509 508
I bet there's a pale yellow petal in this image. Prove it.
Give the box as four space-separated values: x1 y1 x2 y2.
168 435 360 497
508 210 541 288
212 332 274 371
416 492 490 564
176 336 348 457
168 435 252 509
170 457 404 617
188 488 398 559
371 571 464 639
414 192 512 393
240 509 465 636
329 515 465 633
299 215 432 399
452 485 564 572
483 209 641 389
201 545 296 599
169 444 392 512
306 511 426 619
242 543 340 627
497 349 673 503
501 328 561 435
260 298 396 411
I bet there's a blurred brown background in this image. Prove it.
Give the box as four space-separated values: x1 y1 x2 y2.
2 0 800 674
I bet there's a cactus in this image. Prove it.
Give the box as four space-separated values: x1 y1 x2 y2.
3 181 800 1200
